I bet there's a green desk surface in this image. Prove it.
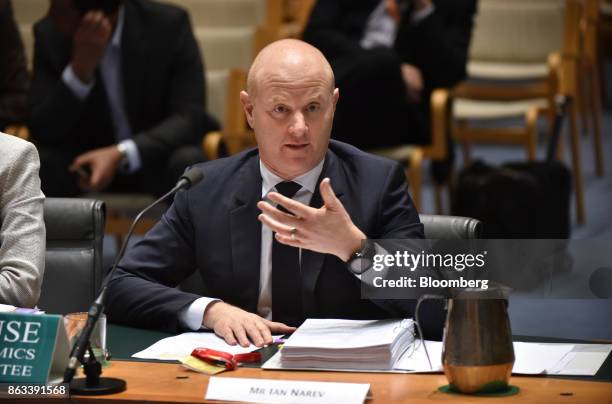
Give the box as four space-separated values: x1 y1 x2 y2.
107 324 279 367
106 324 612 381
108 324 172 362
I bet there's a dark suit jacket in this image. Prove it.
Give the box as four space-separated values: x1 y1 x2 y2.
304 0 477 91
106 141 426 333
0 0 29 130
27 0 215 167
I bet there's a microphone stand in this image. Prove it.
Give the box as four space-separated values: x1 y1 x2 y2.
63 170 202 395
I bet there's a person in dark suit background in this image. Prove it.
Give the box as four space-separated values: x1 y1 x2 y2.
303 0 477 180
0 0 29 131
28 0 218 197
106 39 444 347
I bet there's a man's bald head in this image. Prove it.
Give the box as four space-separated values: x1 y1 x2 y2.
240 39 339 180
246 39 335 97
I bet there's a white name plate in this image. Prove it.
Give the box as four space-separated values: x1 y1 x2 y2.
205 377 370 404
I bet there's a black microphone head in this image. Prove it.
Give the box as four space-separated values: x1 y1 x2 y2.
179 168 204 189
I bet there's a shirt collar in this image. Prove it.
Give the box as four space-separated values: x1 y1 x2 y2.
260 158 325 198
110 5 125 48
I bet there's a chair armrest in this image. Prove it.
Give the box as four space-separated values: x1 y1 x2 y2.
425 88 450 161
547 52 562 91
452 80 549 101
202 131 223 160
419 214 482 239
4 124 30 140
279 0 316 39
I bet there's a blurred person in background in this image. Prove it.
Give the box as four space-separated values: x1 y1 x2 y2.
303 0 476 181
28 0 218 197
0 0 29 131
0 133 45 308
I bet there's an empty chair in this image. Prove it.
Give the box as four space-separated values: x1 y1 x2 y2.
39 198 105 314
195 26 257 70
165 0 267 28
449 0 587 224
11 0 47 25
454 0 566 161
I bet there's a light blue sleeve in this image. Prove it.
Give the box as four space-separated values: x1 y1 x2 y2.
412 4 435 24
118 139 142 173
62 64 94 101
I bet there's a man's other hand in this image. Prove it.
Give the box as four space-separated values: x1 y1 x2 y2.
413 0 433 11
71 11 112 83
401 63 424 102
257 178 366 262
69 145 122 193
203 302 296 347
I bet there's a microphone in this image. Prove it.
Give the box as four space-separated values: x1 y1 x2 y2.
176 167 204 190
62 168 203 395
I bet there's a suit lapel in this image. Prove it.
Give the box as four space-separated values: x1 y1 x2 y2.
120 1 145 126
301 150 347 317
229 155 263 313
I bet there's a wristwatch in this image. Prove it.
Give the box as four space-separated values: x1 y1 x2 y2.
347 241 376 275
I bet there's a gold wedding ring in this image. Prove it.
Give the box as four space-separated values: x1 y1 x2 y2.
290 227 297 240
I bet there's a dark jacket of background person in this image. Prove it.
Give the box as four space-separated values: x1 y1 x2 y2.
0 0 30 130
27 0 216 196
303 0 477 150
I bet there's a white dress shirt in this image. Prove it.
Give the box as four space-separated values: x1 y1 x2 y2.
361 0 435 50
179 159 324 330
61 7 141 173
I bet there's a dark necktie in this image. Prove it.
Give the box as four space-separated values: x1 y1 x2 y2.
271 181 303 327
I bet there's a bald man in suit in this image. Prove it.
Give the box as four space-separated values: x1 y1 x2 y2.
106 40 447 347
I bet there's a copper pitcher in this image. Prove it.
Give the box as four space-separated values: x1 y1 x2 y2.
442 288 514 393
417 287 514 394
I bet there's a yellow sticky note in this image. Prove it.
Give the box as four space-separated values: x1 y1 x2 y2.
180 355 227 375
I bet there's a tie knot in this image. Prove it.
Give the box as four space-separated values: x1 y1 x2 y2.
275 181 301 198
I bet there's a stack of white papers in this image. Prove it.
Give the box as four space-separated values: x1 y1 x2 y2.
280 319 415 370
265 338 612 376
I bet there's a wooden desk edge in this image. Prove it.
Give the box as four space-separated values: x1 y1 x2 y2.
68 360 612 403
